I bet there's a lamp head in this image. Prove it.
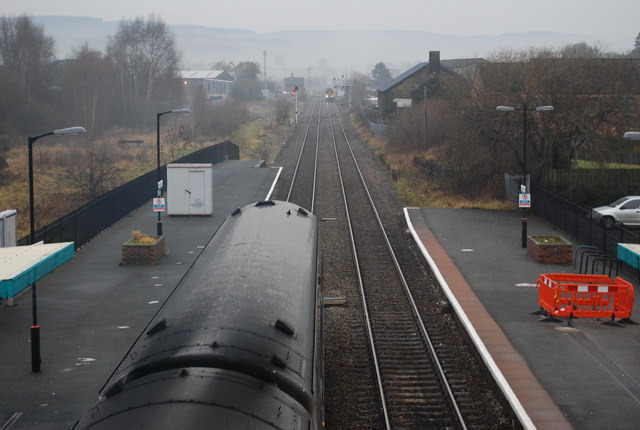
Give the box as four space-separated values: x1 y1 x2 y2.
53 126 86 135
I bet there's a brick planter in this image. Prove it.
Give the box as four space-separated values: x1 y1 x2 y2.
121 236 165 265
527 235 573 265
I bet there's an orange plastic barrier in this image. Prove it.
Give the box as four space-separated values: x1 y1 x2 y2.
537 273 635 319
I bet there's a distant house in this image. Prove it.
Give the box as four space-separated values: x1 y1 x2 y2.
180 70 235 101
376 51 475 119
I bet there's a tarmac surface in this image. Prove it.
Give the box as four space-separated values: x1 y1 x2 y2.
406 207 640 430
0 160 279 430
1 160 640 429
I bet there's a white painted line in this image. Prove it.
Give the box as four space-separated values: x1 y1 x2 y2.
265 166 283 201
148 300 159 304
515 283 537 288
1 412 23 430
403 208 535 430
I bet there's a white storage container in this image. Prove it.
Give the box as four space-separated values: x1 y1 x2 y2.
0 209 17 247
166 164 214 215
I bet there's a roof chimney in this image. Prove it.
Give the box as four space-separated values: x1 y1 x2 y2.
429 51 440 70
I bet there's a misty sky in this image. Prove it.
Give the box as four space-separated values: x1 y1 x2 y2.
6 0 640 50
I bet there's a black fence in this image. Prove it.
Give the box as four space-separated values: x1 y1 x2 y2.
20 141 239 248
532 183 640 265
542 168 640 207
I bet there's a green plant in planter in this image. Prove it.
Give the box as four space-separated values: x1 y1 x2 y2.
127 230 159 245
530 236 569 245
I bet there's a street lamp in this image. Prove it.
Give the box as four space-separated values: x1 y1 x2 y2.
497 104 554 248
156 108 191 236
28 126 86 373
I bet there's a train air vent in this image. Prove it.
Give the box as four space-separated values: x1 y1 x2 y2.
274 319 295 336
271 354 287 369
297 207 309 216
146 318 168 336
255 201 275 207
103 379 124 398
231 208 242 216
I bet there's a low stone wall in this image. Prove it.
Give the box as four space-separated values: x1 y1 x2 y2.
527 236 573 265
121 236 165 265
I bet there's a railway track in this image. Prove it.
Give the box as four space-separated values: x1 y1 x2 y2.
273 98 512 429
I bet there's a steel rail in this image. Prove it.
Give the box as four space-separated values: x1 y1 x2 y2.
326 104 392 429
333 106 467 430
286 97 320 211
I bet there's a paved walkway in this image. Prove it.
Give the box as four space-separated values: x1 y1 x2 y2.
406 208 640 430
0 160 279 430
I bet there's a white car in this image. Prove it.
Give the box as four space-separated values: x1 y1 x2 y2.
591 196 640 226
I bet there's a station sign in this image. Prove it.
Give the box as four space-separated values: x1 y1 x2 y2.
519 193 531 208
153 198 166 212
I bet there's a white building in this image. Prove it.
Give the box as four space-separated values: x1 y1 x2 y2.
180 70 235 101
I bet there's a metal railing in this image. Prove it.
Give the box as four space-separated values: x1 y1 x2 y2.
20 141 239 249
532 183 640 266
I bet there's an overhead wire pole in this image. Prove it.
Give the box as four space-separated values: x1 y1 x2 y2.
424 85 428 151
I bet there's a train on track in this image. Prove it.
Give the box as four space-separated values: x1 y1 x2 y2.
75 200 324 430
324 88 334 102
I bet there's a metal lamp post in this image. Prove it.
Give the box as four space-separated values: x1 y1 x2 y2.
156 108 191 236
28 126 86 372
497 104 554 248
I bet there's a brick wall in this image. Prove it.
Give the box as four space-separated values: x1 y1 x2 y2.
120 236 165 266
527 236 573 265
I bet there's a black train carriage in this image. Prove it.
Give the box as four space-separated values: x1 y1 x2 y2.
75 200 323 430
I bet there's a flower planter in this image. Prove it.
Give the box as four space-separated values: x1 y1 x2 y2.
121 236 165 265
527 235 573 265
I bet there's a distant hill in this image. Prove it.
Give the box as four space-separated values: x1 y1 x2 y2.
32 16 614 83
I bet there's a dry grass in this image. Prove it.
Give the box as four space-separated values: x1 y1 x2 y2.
351 113 515 211
0 128 210 238
231 116 290 163
0 101 294 240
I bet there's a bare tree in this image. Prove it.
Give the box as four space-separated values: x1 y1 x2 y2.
56 44 113 139
64 139 121 201
106 15 182 126
0 15 56 131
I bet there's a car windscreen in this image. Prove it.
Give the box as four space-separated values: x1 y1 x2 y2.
610 197 629 207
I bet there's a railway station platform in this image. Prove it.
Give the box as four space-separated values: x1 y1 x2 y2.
0 160 280 430
405 207 640 430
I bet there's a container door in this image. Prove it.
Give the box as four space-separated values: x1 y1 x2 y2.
188 170 206 215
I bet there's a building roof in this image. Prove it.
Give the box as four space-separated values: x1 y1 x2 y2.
377 59 461 93
377 62 428 92
179 70 235 81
